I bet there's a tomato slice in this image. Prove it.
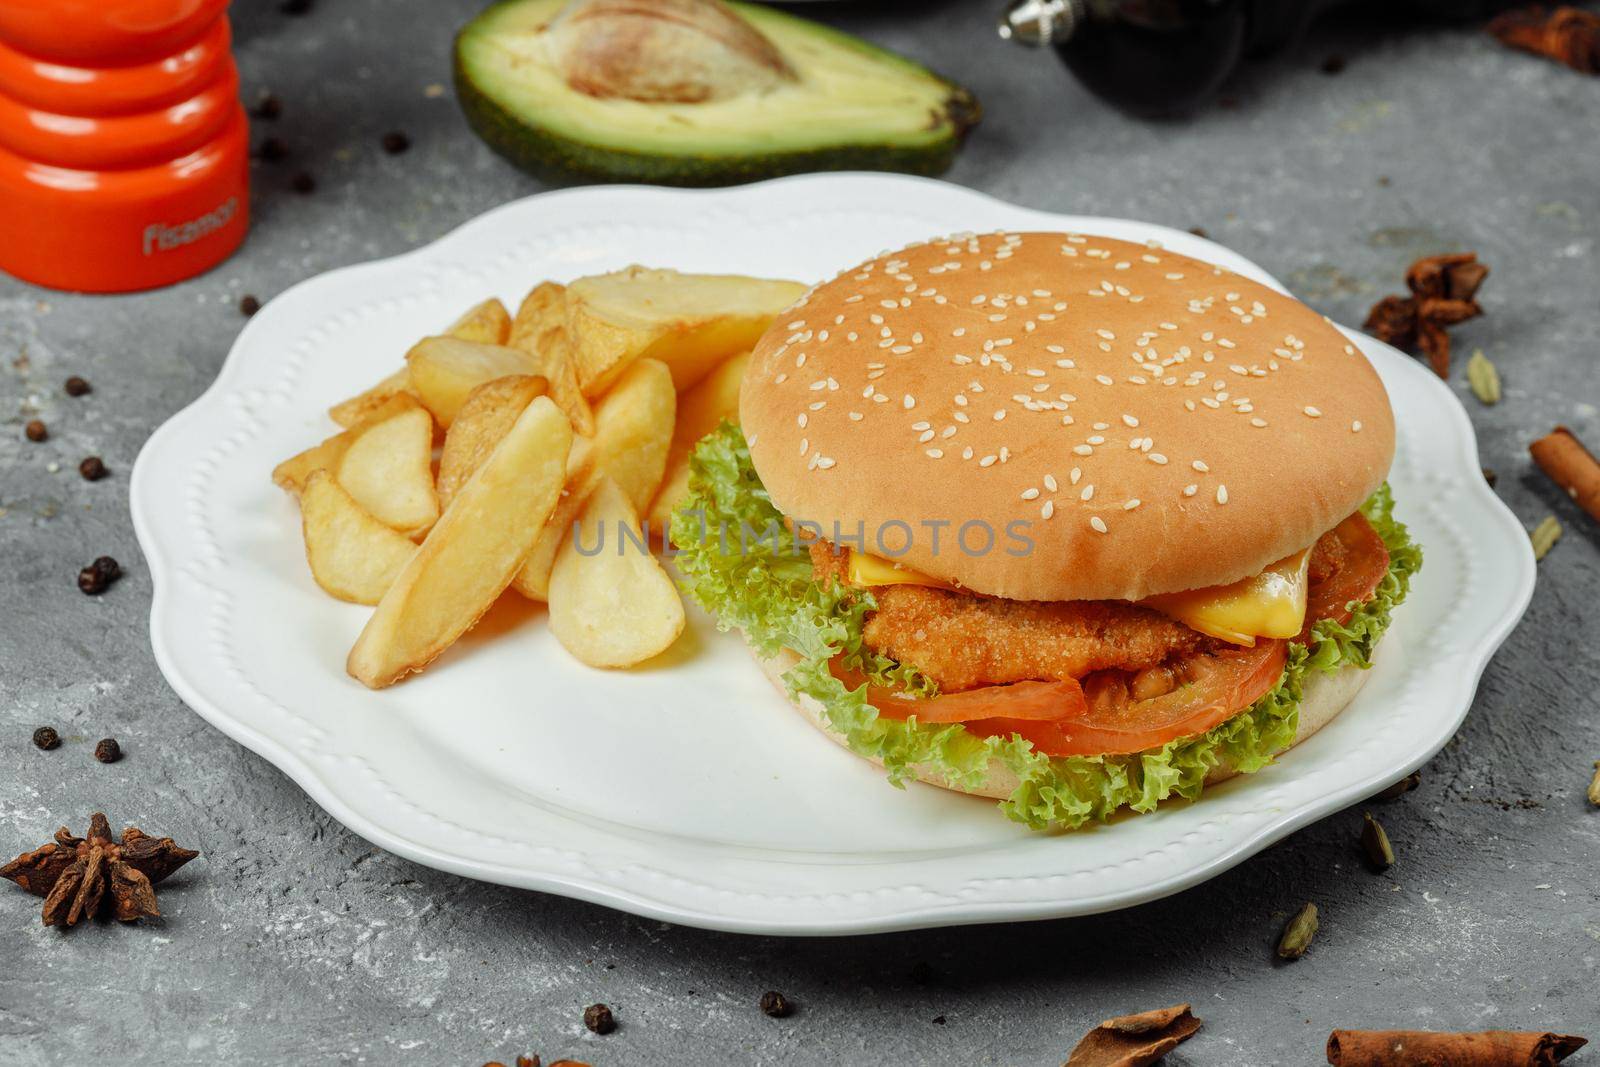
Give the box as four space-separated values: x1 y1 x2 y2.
964 640 1288 756
830 660 1089 723
1299 511 1390 642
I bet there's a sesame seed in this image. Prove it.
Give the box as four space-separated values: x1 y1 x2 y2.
1081 485 1095 501
1095 375 1114 386
979 454 997 468
1352 420 1363 433
1124 499 1141 510
926 449 943 459
1148 453 1168 465
1216 485 1229 504
1070 467 1081 484
1043 474 1058 491
1073 444 1093 456
799 438 809 455
815 456 836 470
1122 414 1139 427
1090 516 1108 534
903 395 916 410
1192 460 1209 472
1251 417 1267 428
1041 500 1055 520
1021 488 1040 501
1183 484 1197 497
1304 406 1322 418
797 414 808 428
848 412 863 421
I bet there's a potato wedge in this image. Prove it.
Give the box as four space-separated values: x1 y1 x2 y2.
547 477 685 669
405 336 539 427
446 297 512 345
347 397 573 688
300 470 417 605
565 266 806 396
328 367 415 429
436 374 548 511
511 357 674 601
326 298 511 427
272 393 421 495
647 350 749 536
336 403 439 537
508 282 595 436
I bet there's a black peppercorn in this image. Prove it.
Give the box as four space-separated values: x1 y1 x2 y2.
258 137 289 162
240 294 262 317
932 1015 947 1025
32 727 61 751
64 376 91 397
280 0 313 14
291 171 316 194
79 456 108 481
25 419 47 442
381 130 411 155
78 555 121 595
759 991 792 1018
582 1003 615 1035
253 94 282 120
94 738 121 763
1321 55 1347 75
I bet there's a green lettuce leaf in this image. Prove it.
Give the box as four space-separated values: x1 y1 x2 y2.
673 423 1422 831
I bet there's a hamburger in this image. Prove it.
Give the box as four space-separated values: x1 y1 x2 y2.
673 231 1421 830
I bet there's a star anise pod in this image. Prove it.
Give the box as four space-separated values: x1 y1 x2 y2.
1 813 198 928
1489 6 1600 75
1363 252 1488 378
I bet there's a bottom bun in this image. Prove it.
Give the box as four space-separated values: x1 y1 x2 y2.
754 647 1374 802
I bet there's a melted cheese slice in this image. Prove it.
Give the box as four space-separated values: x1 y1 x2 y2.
845 548 1311 646
847 552 956 591
1142 549 1311 646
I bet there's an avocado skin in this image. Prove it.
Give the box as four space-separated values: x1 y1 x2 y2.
451 12 980 188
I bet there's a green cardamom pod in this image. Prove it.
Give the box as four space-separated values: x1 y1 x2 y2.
1588 761 1600 808
1466 349 1501 405
1277 902 1319 960
1361 812 1394 870
1531 516 1562 561
1375 771 1420 800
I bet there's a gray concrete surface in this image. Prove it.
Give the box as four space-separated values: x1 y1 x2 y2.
3 2 1598 1064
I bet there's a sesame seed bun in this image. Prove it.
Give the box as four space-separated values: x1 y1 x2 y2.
753 645 1372 801
741 232 1395 601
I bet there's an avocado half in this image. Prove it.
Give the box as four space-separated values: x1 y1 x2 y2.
454 0 981 187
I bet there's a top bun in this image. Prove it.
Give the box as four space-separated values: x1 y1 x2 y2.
741 232 1395 602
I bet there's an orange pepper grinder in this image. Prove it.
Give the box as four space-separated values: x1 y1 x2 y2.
0 0 249 293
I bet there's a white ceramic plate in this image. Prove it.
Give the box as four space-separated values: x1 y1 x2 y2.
131 174 1535 935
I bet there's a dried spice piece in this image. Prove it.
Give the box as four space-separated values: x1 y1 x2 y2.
1327 1028 1586 1066
252 94 282 120
94 738 121 764
1489 6 1600 75
64 375 91 397
291 171 316 194
382 131 411 155
582 1003 615 1035
1587 761 1600 807
240 294 262 317
1065 1003 1201 1067
1375 771 1420 800
258 137 289 162
78 556 121 595
1363 253 1488 377
280 0 313 14
2 812 199 927
79 456 107 481
1466 350 1501 405
24 419 47 442
1277 902 1319 959
1360 812 1394 870
1321 55 1347 74
32 727 60 751
1530 427 1600 526
1530 516 1562 561
760 990 792 1018
516 1056 541 1067
1483 467 1499 488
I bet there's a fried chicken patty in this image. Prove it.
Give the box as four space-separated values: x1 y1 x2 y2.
810 541 1211 691
812 531 1350 693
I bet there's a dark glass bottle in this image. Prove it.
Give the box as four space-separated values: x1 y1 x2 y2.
999 0 1526 117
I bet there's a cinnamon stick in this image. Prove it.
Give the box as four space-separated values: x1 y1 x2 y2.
1327 1029 1586 1066
1065 1003 1201 1067
1530 426 1600 525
